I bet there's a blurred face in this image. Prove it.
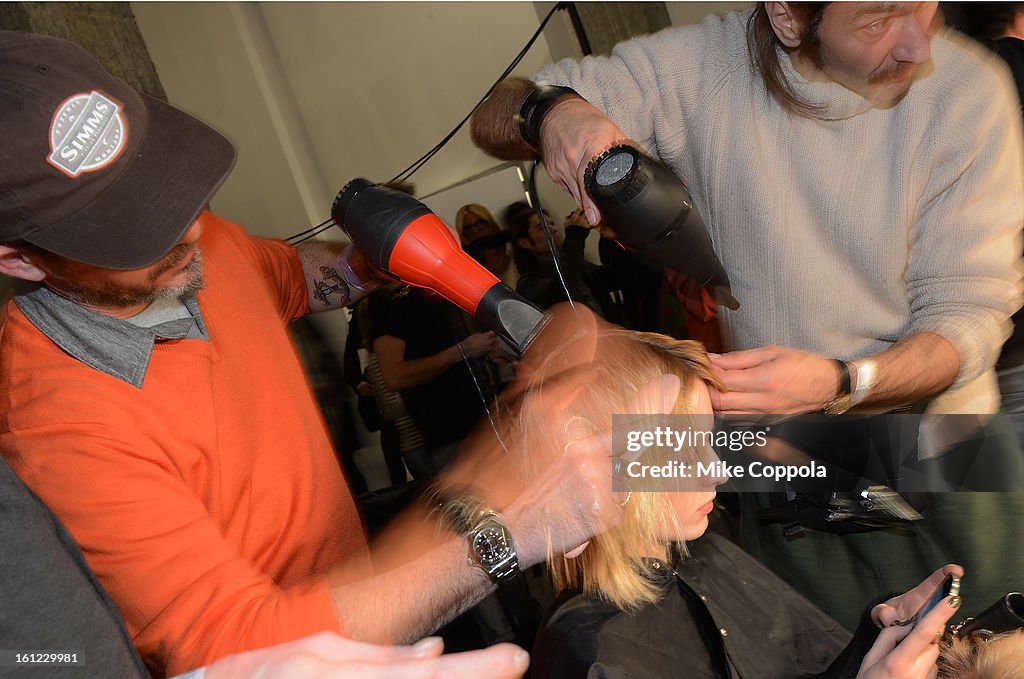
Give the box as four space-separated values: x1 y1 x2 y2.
666 380 721 541
459 212 497 245
796 2 942 103
461 212 510 276
27 220 204 318
523 212 561 255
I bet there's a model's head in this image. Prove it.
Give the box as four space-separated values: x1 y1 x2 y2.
507 326 723 610
749 2 941 113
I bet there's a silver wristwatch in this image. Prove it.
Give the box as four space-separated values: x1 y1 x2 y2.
466 509 521 585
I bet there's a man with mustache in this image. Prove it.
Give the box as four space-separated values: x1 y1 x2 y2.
471 2 1024 629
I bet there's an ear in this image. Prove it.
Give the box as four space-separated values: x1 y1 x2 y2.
1011 12 1024 41
0 245 47 282
765 1 803 48
516 236 532 251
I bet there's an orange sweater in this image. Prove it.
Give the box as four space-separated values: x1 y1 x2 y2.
0 214 369 676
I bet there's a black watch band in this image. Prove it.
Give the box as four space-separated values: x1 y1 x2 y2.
518 84 583 150
834 359 851 397
823 359 853 415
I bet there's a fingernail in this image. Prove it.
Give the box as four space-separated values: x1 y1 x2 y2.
948 596 961 609
513 648 530 673
585 209 598 225
412 636 443 654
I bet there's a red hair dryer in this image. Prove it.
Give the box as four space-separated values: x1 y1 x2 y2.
332 179 549 355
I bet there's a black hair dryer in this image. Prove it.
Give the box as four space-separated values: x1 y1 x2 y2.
583 144 738 309
332 179 549 355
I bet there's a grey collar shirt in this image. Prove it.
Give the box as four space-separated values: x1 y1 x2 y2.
14 285 209 389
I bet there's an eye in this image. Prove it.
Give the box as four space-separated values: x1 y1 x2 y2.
864 19 888 34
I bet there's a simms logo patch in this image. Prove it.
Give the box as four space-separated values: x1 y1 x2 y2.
48 90 127 178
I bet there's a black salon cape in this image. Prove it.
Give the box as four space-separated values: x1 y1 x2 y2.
532 533 882 679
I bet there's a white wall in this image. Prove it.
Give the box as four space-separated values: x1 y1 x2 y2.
666 2 751 27
131 2 576 241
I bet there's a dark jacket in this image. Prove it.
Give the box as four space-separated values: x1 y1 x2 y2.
0 458 149 678
532 533 878 679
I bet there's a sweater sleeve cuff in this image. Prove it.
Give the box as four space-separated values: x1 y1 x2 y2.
907 312 1006 388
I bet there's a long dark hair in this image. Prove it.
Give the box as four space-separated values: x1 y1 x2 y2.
746 2 830 116
504 201 540 273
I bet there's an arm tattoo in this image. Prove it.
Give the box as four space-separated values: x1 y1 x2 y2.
312 265 351 306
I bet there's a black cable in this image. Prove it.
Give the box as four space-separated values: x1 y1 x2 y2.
285 2 567 243
288 220 338 245
389 1 567 185
286 217 335 244
527 158 578 314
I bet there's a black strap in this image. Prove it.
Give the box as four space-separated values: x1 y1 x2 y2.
833 359 852 396
518 85 583 150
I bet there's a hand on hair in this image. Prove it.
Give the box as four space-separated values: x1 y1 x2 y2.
503 371 682 565
708 346 843 415
537 98 630 228
202 632 529 679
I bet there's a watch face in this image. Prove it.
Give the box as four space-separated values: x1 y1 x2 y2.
473 525 511 564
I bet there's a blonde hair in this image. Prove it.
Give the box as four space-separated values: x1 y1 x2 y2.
455 204 497 239
507 327 722 610
939 631 1024 678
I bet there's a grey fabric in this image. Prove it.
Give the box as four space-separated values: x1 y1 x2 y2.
14 285 207 388
0 458 148 678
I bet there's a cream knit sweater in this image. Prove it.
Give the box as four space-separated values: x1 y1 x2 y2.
535 9 1024 414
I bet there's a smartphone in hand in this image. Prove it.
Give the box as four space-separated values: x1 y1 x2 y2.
912 573 961 627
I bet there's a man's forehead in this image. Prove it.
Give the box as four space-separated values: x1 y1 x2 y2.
846 2 909 21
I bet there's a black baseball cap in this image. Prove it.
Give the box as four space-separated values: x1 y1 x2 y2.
0 31 236 270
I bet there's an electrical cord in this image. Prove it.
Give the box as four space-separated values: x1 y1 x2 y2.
285 2 569 243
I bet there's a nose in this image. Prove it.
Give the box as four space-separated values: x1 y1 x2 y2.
697 446 729 488
891 4 937 64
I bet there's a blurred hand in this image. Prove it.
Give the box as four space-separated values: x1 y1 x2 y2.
488 342 516 364
203 633 529 679
709 346 841 415
856 567 964 679
504 372 683 565
345 244 400 288
562 207 593 230
356 381 374 398
538 98 630 227
458 332 498 359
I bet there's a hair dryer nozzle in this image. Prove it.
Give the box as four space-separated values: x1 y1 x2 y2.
476 283 551 355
